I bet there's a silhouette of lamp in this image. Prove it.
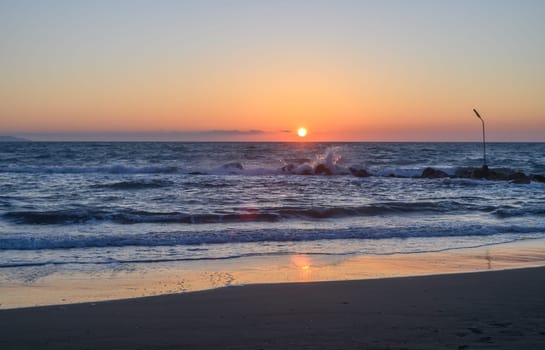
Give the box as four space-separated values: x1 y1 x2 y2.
473 108 487 168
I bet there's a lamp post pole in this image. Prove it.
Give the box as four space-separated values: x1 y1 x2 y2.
473 108 487 167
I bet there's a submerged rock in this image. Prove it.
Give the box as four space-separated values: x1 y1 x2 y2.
456 166 505 180
486 171 509 181
221 162 244 170
314 164 333 175
454 168 473 178
453 166 540 184
509 172 531 184
420 167 449 179
532 174 545 183
281 164 296 173
470 167 488 179
349 167 371 177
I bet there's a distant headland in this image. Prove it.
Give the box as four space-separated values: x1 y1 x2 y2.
0 136 31 142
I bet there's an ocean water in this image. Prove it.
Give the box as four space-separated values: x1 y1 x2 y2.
1 142 545 274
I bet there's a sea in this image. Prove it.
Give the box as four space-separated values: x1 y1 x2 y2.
1 142 545 280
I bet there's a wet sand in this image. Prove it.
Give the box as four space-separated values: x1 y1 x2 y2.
2 238 545 309
1 266 545 349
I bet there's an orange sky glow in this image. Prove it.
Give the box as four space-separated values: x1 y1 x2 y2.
1 1 544 141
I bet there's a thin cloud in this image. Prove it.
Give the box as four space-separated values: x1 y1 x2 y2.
12 130 267 141
196 129 265 136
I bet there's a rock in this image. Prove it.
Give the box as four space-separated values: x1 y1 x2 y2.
293 164 314 175
460 166 505 180
470 167 487 179
281 164 295 173
455 168 473 178
456 167 511 181
349 167 370 177
512 178 531 184
455 167 485 179
509 172 531 184
315 164 333 175
221 162 243 170
486 171 509 181
532 174 545 183
421 167 449 179
432 166 536 184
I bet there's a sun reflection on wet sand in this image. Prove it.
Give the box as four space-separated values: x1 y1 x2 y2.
290 254 312 281
2 238 545 309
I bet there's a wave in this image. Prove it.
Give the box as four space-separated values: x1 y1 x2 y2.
2 209 279 225
0 252 279 268
0 147 453 177
92 179 173 190
493 207 545 218
1 165 182 175
1 225 544 251
1 201 528 225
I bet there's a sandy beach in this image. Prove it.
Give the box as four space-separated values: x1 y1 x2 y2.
2 0 545 348
1 266 545 349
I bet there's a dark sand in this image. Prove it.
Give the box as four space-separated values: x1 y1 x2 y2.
1 267 545 349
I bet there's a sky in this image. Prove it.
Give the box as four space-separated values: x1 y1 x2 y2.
1 0 544 141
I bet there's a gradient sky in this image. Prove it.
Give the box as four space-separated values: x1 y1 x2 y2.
1 0 544 141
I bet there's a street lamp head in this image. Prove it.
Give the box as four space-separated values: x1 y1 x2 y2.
473 109 483 120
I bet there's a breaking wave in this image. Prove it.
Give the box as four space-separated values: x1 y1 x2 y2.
1 225 544 251
2 201 533 225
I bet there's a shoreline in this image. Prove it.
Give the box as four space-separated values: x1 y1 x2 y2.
2 237 545 310
2 266 545 349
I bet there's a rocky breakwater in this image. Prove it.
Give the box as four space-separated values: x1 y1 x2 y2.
221 160 543 185
421 166 545 185
295 162 544 185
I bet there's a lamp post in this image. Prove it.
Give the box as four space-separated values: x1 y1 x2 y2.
473 108 487 168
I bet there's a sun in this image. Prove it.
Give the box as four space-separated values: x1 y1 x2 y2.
297 127 307 137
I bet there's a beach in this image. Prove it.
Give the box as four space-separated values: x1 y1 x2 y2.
2 142 545 348
1 266 545 349
2 0 545 347
2 238 545 309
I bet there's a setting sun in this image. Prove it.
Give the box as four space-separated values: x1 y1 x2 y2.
297 128 308 138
